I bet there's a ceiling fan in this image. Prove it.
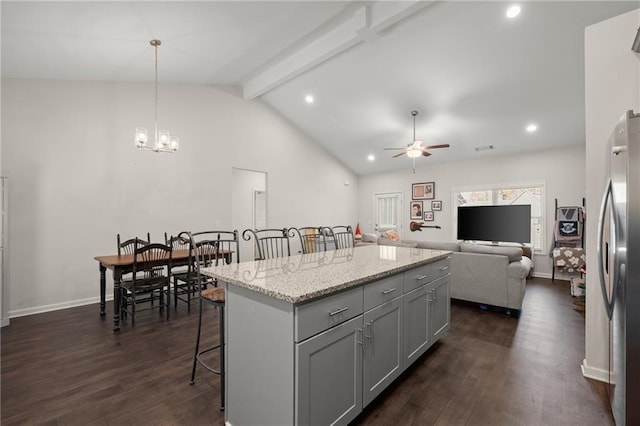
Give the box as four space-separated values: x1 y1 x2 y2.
384 111 450 171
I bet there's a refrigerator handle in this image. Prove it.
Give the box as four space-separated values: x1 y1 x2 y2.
597 178 615 320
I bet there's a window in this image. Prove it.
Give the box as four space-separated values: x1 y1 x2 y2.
454 183 544 251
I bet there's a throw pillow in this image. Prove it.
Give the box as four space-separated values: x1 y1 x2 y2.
386 230 400 241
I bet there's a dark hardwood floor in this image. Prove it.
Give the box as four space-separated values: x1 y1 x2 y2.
1 277 611 425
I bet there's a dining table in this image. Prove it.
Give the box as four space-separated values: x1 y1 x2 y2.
94 248 232 331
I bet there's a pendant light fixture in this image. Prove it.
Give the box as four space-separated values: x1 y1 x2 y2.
134 39 179 153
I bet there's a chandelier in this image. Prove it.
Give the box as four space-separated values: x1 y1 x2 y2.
134 39 179 153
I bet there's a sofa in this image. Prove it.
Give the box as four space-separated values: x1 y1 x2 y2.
360 233 533 316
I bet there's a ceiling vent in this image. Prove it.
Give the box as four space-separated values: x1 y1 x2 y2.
475 145 494 152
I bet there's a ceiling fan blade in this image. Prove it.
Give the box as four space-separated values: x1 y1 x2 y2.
392 151 406 158
424 144 450 149
421 151 432 157
383 147 406 150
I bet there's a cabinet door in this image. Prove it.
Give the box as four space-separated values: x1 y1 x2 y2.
296 315 363 426
363 296 403 407
429 275 450 342
403 285 430 367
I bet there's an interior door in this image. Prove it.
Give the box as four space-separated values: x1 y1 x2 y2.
374 192 402 237
232 168 267 262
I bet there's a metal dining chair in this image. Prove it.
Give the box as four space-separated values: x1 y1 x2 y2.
288 227 326 254
189 230 239 411
242 228 291 260
322 225 355 249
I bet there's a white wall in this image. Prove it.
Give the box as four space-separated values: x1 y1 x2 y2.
584 8 640 381
1 78 358 316
357 144 586 277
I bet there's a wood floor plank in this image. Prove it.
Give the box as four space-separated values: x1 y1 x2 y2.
1 277 612 425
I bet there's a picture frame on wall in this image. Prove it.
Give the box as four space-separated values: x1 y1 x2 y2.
431 200 442 211
410 201 423 219
424 211 434 221
412 182 435 200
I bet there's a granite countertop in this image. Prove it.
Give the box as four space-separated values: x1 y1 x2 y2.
201 245 451 304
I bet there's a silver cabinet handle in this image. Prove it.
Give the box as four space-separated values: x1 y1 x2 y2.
427 291 433 302
416 274 428 280
381 288 396 295
439 266 449 271
365 322 372 340
328 306 348 316
357 328 363 347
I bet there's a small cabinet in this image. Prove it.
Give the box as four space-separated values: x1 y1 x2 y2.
363 296 403 406
296 315 363 426
428 275 450 342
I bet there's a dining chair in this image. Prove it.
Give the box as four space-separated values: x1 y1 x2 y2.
120 242 172 326
165 232 197 312
189 230 239 411
288 227 326 254
327 225 355 249
242 228 291 260
117 233 150 255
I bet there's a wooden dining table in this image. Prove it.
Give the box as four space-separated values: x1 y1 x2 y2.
94 248 232 331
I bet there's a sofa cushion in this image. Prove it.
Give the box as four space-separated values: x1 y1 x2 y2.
459 242 522 262
415 241 461 252
378 239 418 248
362 233 379 243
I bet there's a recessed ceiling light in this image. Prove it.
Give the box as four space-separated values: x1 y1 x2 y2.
367 154 375 161
506 5 521 18
305 95 314 104
526 123 538 133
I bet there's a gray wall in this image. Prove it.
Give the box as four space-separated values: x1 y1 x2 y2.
357 144 586 278
1 78 358 316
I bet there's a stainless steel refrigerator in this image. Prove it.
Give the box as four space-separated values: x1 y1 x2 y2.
598 110 640 425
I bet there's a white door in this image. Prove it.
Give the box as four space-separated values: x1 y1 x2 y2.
373 192 402 237
232 169 267 262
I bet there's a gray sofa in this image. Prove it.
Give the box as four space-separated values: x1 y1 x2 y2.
360 234 532 316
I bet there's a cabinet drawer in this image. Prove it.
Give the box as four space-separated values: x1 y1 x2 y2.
404 257 451 293
431 257 451 280
295 286 364 342
364 273 404 311
404 263 432 293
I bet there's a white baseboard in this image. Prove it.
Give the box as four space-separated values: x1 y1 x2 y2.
530 271 572 282
8 295 113 319
581 359 610 383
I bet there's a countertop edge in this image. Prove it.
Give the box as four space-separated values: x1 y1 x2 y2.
207 250 452 304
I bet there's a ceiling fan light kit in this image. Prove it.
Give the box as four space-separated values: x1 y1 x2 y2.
383 110 450 172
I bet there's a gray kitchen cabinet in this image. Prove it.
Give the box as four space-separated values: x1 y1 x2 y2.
296 315 363 426
209 246 452 426
363 295 403 406
428 275 450 342
403 284 431 366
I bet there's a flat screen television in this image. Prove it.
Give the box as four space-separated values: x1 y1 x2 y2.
457 205 531 244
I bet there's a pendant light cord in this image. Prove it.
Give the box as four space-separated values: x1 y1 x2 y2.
154 41 159 143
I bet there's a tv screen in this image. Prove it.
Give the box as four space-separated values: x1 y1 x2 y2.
457 205 531 244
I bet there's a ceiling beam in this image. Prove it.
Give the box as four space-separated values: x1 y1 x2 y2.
242 1 431 99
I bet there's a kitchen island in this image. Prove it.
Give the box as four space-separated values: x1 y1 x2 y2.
202 244 451 426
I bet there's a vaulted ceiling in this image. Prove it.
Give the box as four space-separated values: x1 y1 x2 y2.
2 1 638 175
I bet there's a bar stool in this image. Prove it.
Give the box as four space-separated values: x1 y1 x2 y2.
188 230 239 411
